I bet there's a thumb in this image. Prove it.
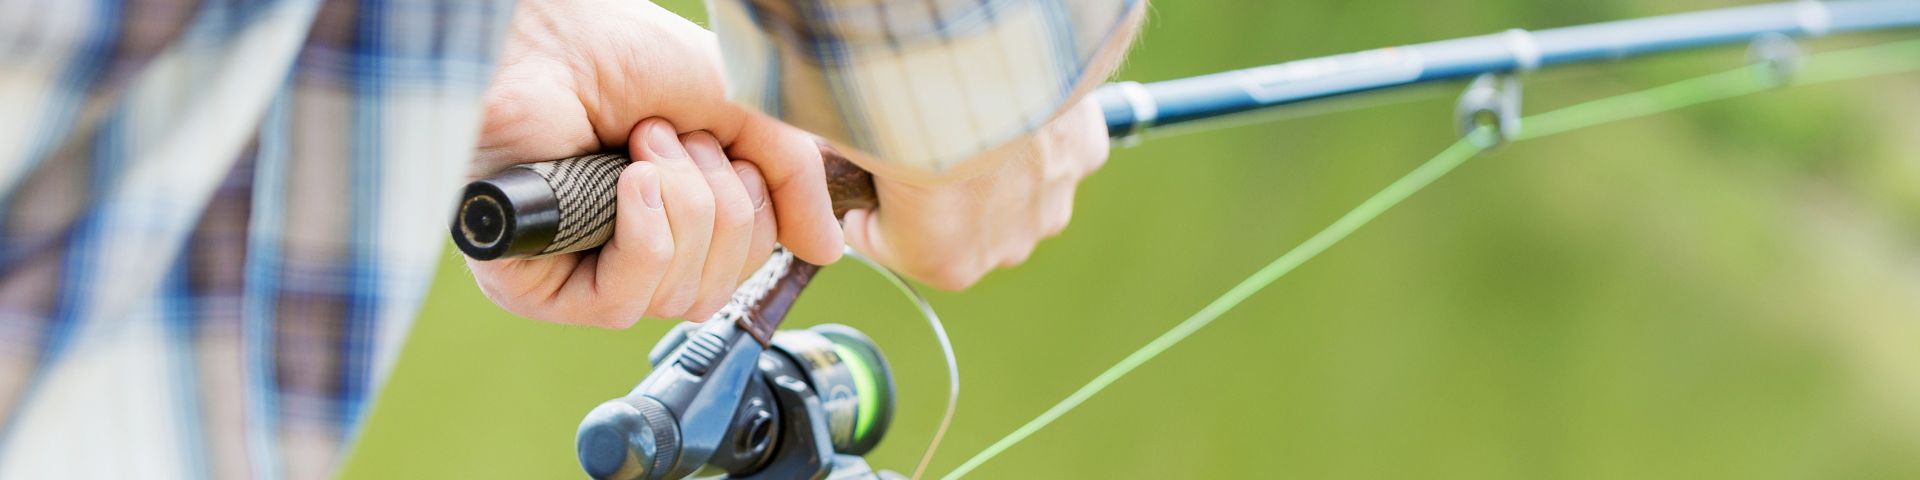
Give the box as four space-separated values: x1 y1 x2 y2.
726 113 843 265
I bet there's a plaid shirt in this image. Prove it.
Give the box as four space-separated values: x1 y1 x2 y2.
0 0 511 478
713 0 1143 173
0 0 1133 478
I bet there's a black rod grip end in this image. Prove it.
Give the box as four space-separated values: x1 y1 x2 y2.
452 167 559 260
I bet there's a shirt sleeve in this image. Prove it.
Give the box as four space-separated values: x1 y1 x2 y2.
708 0 1141 174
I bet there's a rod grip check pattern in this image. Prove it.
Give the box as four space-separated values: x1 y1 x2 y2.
456 144 877 260
516 154 629 256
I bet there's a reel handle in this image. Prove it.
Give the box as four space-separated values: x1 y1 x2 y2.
451 144 877 260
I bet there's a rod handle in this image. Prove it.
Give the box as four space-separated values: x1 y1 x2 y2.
452 145 876 260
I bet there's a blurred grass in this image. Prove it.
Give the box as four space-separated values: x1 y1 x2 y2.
339 0 1920 478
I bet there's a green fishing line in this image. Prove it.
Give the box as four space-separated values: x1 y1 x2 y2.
939 132 1489 480
940 38 1920 480
834 343 883 444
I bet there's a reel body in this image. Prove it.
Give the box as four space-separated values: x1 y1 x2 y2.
576 319 900 480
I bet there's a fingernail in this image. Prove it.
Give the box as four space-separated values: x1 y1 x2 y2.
632 162 663 209
735 164 767 210
684 131 725 168
645 121 686 159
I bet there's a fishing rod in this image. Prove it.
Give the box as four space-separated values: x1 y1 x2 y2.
1096 0 1920 140
444 2 1920 479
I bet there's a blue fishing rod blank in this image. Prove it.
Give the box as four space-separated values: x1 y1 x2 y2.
1096 0 1920 139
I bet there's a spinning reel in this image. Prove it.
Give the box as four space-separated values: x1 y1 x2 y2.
575 316 902 480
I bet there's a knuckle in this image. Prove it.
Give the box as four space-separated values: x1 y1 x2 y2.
684 186 718 218
687 296 728 321
634 231 675 264
1083 145 1111 172
652 287 699 320
715 194 754 232
662 179 718 224
1000 249 1033 268
918 262 987 291
1044 207 1074 236
582 303 645 330
617 161 652 185
1039 153 1079 182
592 308 644 329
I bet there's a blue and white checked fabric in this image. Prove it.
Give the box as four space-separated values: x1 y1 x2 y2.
0 0 512 478
711 0 1144 173
0 0 1134 477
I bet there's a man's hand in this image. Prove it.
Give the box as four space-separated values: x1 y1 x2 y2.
842 97 1109 290
466 0 840 327
837 5 1140 291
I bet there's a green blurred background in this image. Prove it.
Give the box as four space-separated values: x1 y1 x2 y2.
340 0 1920 478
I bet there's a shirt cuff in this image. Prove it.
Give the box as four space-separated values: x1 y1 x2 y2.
710 0 1141 174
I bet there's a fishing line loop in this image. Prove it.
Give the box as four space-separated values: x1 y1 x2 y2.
841 247 959 480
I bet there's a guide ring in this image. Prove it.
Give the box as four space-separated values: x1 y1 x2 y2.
1455 73 1523 148
1749 32 1804 88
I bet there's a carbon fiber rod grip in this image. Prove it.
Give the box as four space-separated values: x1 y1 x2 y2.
452 146 877 260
